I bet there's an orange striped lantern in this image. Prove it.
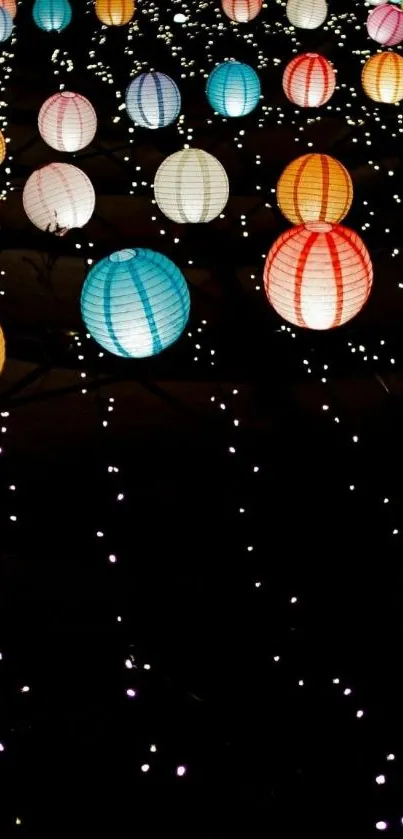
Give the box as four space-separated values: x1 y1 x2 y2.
367 4 403 45
362 51 403 103
95 0 134 25
0 0 16 18
0 326 5 374
221 0 262 22
277 154 353 225
264 222 373 330
0 129 6 165
283 53 336 108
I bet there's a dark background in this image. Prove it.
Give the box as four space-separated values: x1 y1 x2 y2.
0 0 403 835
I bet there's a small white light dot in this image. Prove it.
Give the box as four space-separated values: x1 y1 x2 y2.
375 775 386 785
141 763 150 773
176 765 186 777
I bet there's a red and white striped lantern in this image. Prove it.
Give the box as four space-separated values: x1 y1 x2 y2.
283 53 336 108
38 92 97 153
367 4 403 46
264 222 373 330
221 0 262 22
23 163 95 236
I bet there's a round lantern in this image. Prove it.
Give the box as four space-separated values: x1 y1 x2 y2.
206 61 261 117
362 51 403 103
23 163 95 235
0 0 16 19
277 154 353 225
264 222 373 330
32 0 72 31
154 148 229 224
283 53 336 108
367 4 403 44
38 92 97 153
0 129 6 165
221 0 262 22
286 0 327 29
0 326 5 375
0 7 12 40
95 0 134 25
80 248 190 359
125 71 181 129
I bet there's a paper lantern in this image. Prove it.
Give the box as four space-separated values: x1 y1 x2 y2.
0 326 5 375
23 163 95 235
154 148 229 224
0 7 12 39
277 154 353 225
367 4 403 44
264 222 373 330
0 0 16 19
286 0 327 29
206 61 261 117
283 53 336 107
95 0 134 25
32 0 72 31
80 248 190 359
125 71 181 129
362 51 403 103
221 0 262 22
0 129 6 165
38 92 97 153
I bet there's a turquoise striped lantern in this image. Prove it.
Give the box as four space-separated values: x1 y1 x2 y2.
206 61 261 117
125 72 181 129
33 0 72 31
0 7 12 40
80 248 191 359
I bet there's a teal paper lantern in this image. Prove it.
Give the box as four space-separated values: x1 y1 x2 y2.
80 248 191 359
0 7 12 41
206 61 261 117
33 0 72 31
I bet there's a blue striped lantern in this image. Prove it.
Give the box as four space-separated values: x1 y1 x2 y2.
206 61 261 117
0 7 12 40
32 0 72 31
125 71 181 129
80 248 191 359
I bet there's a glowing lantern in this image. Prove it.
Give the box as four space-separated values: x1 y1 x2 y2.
80 248 190 359
95 0 134 25
23 163 95 236
0 7 12 39
32 0 72 31
206 61 260 117
283 53 336 107
125 71 181 129
38 92 97 153
362 51 403 103
0 326 5 375
264 222 373 330
0 130 6 165
367 4 403 44
0 0 16 19
154 148 229 224
221 0 262 22
286 0 327 29
277 154 353 225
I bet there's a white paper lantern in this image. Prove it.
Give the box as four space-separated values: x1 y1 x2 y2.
23 163 95 235
38 92 97 153
125 71 181 129
154 149 229 223
286 0 327 29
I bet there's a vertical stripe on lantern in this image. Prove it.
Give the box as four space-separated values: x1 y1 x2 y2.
325 231 344 328
103 264 132 358
294 231 318 327
153 73 165 129
292 156 311 223
319 155 330 221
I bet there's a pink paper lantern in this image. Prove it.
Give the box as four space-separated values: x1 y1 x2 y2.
367 4 403 46
38 91 97 153
283 53 336 108
221 0 262 22
23 163 95 235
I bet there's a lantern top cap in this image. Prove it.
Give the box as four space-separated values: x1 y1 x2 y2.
305 222 333 233
60 91 78 99
109 249 136 263
305 52 320 58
